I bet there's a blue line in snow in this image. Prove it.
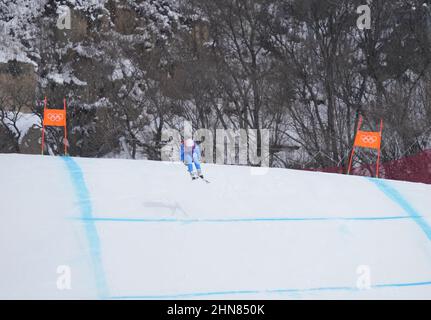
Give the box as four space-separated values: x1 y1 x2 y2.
62 156 109 299
73 215 415 224
108 280 431 299
368 178 431 242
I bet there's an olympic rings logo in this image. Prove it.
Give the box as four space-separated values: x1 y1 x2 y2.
360 135 378 144
47 113 64 122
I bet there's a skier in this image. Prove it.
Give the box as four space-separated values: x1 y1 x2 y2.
180 138 204 180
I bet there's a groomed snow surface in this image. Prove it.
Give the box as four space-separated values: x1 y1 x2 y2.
1 153 431 299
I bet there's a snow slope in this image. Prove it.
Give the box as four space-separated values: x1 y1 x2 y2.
1 153 431 299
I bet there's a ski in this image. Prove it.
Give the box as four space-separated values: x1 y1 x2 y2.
190 174 209 183
199 176 210 183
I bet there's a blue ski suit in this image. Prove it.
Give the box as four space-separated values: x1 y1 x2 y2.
180 143 201 173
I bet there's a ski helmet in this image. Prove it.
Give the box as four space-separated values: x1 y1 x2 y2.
184 138 194 147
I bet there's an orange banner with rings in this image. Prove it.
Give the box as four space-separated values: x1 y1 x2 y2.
347 115 383 178
354 130 382 150
43 109 66 127
41 97 68 156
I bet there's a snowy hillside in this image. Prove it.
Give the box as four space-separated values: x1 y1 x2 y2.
1 153 431 299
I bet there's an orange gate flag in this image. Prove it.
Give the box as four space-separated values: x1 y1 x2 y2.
354 130 382 150
41 97 68 156
43 109 66 127
347 115 383 177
